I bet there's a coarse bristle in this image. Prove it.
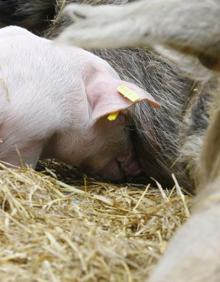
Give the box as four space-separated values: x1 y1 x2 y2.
0 160 192 282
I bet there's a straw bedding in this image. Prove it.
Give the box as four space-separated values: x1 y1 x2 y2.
0 160 192 281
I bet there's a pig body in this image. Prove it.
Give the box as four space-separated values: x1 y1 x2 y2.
0 26 89 168
0 26 158 181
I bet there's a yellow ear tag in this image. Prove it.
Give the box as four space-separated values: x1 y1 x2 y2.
117 85 140 102
107 111 119 121
107 86 140 121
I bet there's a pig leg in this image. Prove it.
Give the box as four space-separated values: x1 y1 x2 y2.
57 0 220 70
0 141 44 168
148 202 220 282
148 102 220 282
0 106 47 168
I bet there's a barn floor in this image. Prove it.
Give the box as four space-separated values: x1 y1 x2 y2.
0 160 192 282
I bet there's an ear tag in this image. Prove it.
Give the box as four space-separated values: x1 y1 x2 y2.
117 84 160 108
107 85 139 121
117 85 140 102
107 111 119 121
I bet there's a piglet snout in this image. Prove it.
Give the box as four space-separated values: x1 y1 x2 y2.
117 151 143 180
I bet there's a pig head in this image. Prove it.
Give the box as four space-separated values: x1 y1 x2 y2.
0 26 159 181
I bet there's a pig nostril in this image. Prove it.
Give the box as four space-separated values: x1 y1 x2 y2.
116 155 144 180
116 159 127 181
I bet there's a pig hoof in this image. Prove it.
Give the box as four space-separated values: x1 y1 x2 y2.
63 4 88 21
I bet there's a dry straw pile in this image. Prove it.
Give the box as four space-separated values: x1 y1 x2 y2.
0 160 192 281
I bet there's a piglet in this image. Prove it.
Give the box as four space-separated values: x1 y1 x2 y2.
0 26 159 182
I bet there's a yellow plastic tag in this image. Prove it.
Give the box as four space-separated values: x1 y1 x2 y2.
117 85 140 102
107 111 119 121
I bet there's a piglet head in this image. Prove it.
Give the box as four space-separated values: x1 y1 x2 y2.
77 56 160 182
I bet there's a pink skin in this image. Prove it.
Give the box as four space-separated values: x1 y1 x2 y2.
0 26 159 181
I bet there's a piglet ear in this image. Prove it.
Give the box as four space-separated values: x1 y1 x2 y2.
86 74 160 121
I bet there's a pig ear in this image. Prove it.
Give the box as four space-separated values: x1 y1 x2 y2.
86 76 160 121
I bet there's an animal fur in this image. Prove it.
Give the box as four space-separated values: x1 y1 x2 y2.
0 1 219 280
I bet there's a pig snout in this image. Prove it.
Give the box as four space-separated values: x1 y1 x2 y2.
80 142 144 183
117 151 143 179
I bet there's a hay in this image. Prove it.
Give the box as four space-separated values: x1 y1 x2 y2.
0 160 192 282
